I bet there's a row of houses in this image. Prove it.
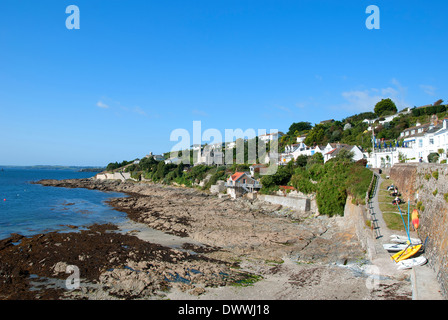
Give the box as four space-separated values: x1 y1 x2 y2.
156 114 448 169
362 107 412 128
368 116 448 168
280 141 364 164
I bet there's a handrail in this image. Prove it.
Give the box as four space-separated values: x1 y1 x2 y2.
225 182 262 188
365 170 377 204
365 170 381 239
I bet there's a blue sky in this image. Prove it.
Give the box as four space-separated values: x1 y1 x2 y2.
0 0 447 166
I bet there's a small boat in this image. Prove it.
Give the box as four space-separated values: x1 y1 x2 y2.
383 243 409 252
391 244 422 262
396 256 427 270
390 235 421 245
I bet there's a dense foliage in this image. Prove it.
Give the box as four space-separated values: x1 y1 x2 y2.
263 152 373 216
106 160 133 171
374 98 397 117
104 98 447 217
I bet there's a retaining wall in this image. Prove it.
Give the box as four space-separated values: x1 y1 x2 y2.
390 163 448 298
95 172 131 182
257 194 311 212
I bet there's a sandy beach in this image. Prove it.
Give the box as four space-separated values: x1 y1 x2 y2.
0 179 412 300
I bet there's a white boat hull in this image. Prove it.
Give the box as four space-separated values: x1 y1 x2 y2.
390 234 421 245
383 243 409 252
396 256 427 270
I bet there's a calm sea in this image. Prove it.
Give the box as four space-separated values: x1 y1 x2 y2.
0 168 127 240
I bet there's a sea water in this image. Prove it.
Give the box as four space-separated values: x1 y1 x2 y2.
0 168 127 240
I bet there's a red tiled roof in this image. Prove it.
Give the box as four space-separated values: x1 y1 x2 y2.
230 172 246 181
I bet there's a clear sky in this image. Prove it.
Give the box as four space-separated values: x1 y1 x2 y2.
0 0 447 166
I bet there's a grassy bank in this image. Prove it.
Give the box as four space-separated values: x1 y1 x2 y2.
378 175 416 231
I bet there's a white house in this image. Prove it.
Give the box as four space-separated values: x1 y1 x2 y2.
323 143 364 163
146 152 165 162
296 135 306 143
363 108 411 126
258 131 285 143
367 116 448 168
433 118 448 160
278 141 363 165
225 172 262 198
226 141 237 149
195 149 223 166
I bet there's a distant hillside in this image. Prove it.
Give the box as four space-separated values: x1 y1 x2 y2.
0 165 105 172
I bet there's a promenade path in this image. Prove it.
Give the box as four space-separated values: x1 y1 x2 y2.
367 171 444 300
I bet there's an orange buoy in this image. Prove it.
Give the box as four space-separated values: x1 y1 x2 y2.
412 209 419 230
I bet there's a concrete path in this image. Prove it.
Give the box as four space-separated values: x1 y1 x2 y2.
367 171 444 300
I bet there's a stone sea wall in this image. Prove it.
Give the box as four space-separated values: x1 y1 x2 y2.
343 196 374 260
390 163 448 297
95 172 131 182
257 194 311 212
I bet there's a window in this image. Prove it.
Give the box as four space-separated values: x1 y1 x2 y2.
419 139 423 148
430 138 434 145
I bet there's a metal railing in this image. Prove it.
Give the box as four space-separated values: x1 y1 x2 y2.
225 182 262 189
365 171 381 239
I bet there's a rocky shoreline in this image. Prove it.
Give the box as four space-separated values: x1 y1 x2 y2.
0 178 413 300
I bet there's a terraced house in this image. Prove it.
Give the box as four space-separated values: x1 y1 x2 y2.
368 116 448 168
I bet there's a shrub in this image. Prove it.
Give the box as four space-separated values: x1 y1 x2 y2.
417 201 423 211
289 158 372 216
203 168 227 190
290 168 317 194
428 153 440 163
260 164 294 192
432 170 439 180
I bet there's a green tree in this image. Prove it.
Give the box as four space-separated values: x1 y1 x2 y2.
295 154 308 168
304 124 326 146
374 98 397 117
287 121 312 136
335 149 354 161
154 161 166 180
